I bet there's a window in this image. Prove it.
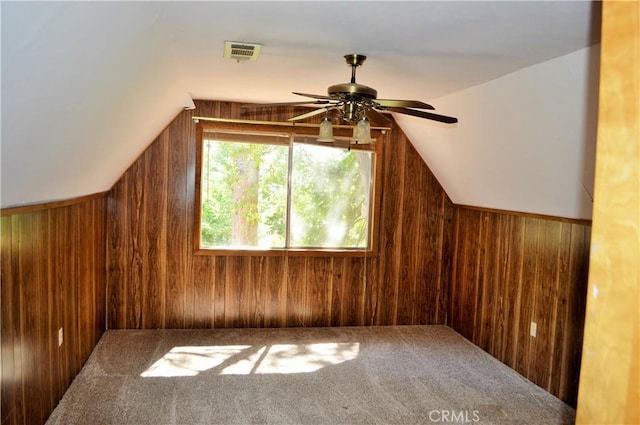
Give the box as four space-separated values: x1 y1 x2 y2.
194 122 383 255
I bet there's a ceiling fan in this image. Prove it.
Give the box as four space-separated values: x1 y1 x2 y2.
241 53 458 125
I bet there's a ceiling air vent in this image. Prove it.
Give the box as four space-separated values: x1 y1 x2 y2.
223 41 262 61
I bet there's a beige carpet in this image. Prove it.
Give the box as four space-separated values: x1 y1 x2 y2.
46 326 574 425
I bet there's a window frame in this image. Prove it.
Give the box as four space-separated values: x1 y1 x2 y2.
194 120 385 257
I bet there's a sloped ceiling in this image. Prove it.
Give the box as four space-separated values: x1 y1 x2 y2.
1 1 600 219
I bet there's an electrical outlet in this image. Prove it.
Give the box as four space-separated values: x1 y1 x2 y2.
530 322 537 337
58 327 64 346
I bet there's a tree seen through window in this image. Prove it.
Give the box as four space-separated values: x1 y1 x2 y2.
199 130 374 250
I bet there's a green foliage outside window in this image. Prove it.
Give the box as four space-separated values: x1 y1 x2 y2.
200 131 374 250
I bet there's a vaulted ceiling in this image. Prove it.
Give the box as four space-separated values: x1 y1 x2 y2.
1 1 600 219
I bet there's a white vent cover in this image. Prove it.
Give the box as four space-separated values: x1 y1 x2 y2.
223 41 262 61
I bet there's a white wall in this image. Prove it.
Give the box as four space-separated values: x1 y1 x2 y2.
396 46 600 220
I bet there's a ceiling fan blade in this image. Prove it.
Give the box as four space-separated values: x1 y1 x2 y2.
293 92 336 100
386 107 458 124
241 100 330 109
287 107 330 122
375 99 435 110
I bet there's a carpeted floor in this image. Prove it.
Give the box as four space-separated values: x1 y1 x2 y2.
46 326 574 425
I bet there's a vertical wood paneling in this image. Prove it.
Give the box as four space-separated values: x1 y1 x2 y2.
107 172 128 329
308 258 331 327
240 257 259 328
1 215 24 425
286 257 308 326
263 256 286 327
504 215 525 366
142 134 168 329
165 113 192 329
94 197 107 342
563 225 590 406
106 100 453 331
530 219 561 388
397 140 421 325
329 257 345 326
375 128 405 325
19 212 51 425
449 207 591 406
192 256 214 328
344 257 365 326
515 218 539 376
127 159 145 329
1 196 107 425
213 257 227 328
252 256 267 327
436 195 454 325
549 222 572 398
361 256 377 326
224 257 243 328
417 168 437 324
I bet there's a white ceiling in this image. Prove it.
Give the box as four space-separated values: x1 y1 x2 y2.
1 1 600 218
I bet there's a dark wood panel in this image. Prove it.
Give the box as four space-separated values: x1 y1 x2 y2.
1 196 107 425
308 257 331 327
107 171 128 330
141 135 168 329
375 126 405 325
361 256 377 326
18 212 51 425
1 216 22 425
449 207 591 406
561 224 590 406
286 257 308 327
106 100 453 330
126 159 145 330
263 256 287 327
397 137 421 325
213 257 227 328
192 256 214 328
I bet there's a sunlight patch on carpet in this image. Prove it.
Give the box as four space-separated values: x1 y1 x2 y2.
141 343 360 377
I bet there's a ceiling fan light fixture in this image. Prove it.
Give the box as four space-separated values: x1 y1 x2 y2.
352 116 373 144
317 116 336 142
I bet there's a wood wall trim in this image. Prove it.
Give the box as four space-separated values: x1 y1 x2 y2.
0 191 108 217
192 120 385 257
193 115 392 131
576 0 639 423
454 203 592 226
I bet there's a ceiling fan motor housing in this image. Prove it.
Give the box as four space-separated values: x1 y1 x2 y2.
328 83 377 100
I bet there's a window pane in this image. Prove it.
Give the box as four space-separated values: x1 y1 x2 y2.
200 138 289 249
289 143 373 249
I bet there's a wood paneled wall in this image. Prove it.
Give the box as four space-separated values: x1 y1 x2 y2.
105 98 592 408
1 197 107 425
106 100 453 329
449 206 591 406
